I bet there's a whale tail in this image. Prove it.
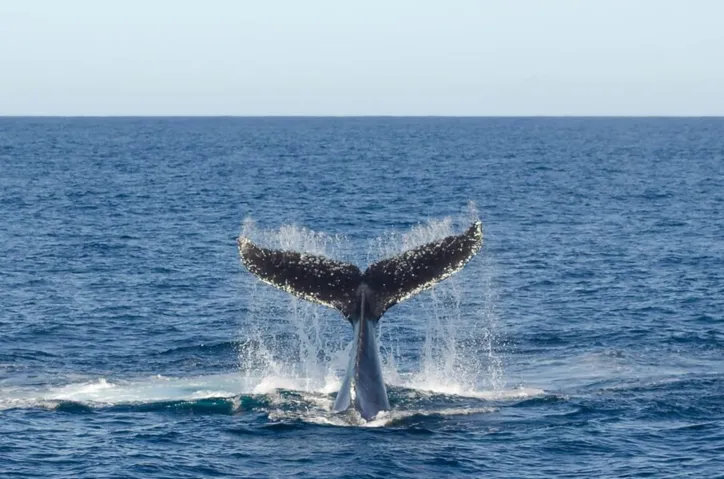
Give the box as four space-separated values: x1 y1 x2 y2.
237 221 483 318
236 236 362 317
238 221 483 420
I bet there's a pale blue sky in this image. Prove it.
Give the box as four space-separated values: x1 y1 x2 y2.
1 0 722 115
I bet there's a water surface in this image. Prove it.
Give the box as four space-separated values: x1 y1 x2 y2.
1 117 723 477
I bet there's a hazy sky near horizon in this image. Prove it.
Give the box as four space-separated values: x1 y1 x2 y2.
1 0 722 116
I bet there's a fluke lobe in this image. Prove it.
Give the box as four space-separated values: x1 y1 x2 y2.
237 222 483 420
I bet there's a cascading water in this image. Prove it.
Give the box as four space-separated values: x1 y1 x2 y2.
236 218 351 394
373 212 505 395
235 209 505 399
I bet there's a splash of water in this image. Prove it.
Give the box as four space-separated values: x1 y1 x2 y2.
236 210 505 398
376 212 505 395
236 219 350 394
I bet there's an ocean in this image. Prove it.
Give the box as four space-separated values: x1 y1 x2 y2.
1 117 722 477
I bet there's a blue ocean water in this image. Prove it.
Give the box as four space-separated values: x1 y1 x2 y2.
0 117 722 478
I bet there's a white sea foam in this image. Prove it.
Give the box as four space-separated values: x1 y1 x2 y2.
363 406 499 428
0 373 253 410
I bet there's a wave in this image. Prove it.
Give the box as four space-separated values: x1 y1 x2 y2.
0 373 544 427
156 341 239 357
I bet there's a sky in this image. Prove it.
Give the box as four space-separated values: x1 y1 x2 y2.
0 0 722 116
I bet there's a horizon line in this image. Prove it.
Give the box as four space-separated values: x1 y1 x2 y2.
2 114 724 119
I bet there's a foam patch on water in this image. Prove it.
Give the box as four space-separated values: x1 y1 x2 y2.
250 373 343 397
265 398 501 428
392 378 544 401
363 406 498 428
0 371 340 412
0 371 544 431
271 403 503 428
0 373 253 410
254 374 543 427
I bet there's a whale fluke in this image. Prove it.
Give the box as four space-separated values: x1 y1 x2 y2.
237 221 483 420
362 221 482 316
237 221 482 319
237 237 362 318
